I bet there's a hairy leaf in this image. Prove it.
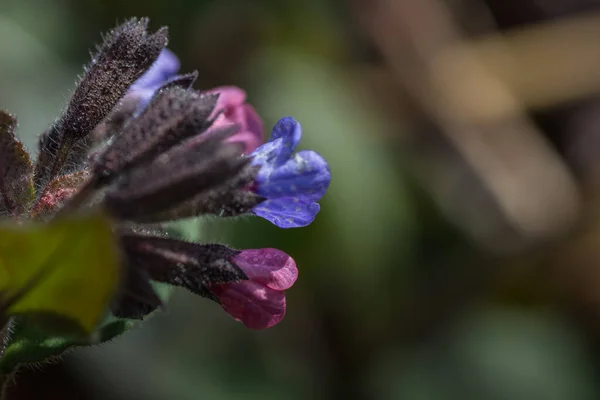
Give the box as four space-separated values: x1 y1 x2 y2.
65 17 168 142
141 187 263 223
0 316 135 374
160 71 198 91
0 111 34 217
121 234 246 302
90 96 141 144
65 95 142 170
135 165 263 223
93 88 218 185
111 265 162 319
104 129 248 220
35 17 168 188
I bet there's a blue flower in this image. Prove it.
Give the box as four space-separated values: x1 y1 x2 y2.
127 48 180 112
250 117 331 228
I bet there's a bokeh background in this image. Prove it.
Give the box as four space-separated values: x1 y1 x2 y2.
5 0 600 399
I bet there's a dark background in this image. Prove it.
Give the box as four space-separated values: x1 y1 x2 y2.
3 0 600 399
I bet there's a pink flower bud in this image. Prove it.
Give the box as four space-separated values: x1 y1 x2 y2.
205 86 264 155
208 248 298 329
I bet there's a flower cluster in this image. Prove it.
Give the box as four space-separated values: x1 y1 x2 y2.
2 18 330 329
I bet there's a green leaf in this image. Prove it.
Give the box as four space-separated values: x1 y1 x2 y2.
0 111 34 216
0 316 136 374
0 210 120 333
0 279 177 375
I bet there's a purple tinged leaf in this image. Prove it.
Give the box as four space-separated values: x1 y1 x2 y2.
127 165 263 223
120 234 247 305
93 87 219 186
90 96 142 143
29 170 91 220
104 128 249 221
66 95 142 171
66 18 168 140
161 71 199 90
0 111 34 217
34 17 168 189
111 264 162 319
135 189 264 223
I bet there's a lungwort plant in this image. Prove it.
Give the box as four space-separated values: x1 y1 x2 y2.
0 17 331 387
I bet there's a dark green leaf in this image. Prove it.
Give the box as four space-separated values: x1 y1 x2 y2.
0 316 136 374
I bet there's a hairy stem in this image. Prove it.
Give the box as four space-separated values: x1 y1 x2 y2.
45 136 76 189
0 316 13 400
51 176 101 220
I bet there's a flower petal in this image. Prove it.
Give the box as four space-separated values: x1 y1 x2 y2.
210 280 286 329
129 48 180 93
127 88 156 112
204 87 264 154
250 138 285 166
125 48 181 113
242 104 264 147
253 198 320 228
223 104 264 152
249 118 330 227
233 248 298 290
268 117 302 166
206 86 247 115
254 150 331 203
226 131 263 155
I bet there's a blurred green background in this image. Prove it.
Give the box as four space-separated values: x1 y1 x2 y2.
4 0 600 399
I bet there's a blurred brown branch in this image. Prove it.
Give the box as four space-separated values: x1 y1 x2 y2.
355 0 581 253
349 0 600 357
450 11 600 109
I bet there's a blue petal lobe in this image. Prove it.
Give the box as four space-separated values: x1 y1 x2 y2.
255 150 331 203
250 138 286 167
269 117 302 166
129 48 180 93
252 199 320 228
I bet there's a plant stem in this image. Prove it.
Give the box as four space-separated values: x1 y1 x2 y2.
0 316 13 400
0 373 10 400
51 176 100 220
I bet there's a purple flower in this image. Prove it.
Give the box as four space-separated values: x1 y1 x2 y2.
26 18 331 331
249 117 331 228
205 86 264 155
126 48 181 112
207 248 298 329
